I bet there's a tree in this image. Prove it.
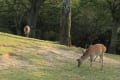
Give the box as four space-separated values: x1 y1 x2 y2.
5 0 28 35
106 0 120 53
27 0 45 37
71 0 110 47
60 0 71 46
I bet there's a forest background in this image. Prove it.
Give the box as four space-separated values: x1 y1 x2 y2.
0 0 120 54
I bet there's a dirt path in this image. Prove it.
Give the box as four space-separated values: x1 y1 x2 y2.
0 45 119 68
104 57 120 65
38 46 120 65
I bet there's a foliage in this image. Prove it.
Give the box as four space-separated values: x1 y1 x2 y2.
0 0 120 53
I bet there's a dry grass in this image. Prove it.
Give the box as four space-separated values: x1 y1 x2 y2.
0 32 120 80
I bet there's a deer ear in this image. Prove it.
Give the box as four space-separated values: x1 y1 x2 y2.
82 49 86 53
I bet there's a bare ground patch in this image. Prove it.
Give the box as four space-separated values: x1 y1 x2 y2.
38 46 120 65
77 53 120 65
0 53 34 69
103 57 120 65
1 45 119 70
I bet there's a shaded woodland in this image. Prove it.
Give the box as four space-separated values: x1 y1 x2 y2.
0 0 120 54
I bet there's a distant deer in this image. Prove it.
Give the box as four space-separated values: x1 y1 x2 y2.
77 44 106 70
24 25 30 37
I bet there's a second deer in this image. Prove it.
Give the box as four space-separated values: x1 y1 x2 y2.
24 25 30 37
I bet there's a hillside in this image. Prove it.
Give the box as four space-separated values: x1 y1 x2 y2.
0 32 120 80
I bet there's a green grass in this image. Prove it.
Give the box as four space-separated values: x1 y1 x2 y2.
0 32 120 80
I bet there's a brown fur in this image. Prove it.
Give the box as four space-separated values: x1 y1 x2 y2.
24 25 30 37
77 44 106 70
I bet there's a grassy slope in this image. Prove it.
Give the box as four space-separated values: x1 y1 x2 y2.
0 32 120 80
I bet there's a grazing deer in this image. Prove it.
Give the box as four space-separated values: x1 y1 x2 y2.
24 25 30 37
77 44 106 70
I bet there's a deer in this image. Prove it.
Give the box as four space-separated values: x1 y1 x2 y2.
77 44 106 70
24 25 30 37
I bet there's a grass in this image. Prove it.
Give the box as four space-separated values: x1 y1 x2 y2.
105 53 120 61
0 32 120 80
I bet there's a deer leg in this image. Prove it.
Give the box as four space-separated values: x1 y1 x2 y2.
77 59 80 67
100 54 103 70
90 56 93 68
27 33 29 37
24 32 27 37
93 55 98 62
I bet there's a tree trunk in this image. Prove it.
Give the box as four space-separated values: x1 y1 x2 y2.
106 0 120 54
27 0 40 37
27 9 38 37
14 15 23 35
108 23 118 54
60 0 71 46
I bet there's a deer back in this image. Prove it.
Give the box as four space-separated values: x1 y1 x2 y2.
82 44 106 58
24 25 30 33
